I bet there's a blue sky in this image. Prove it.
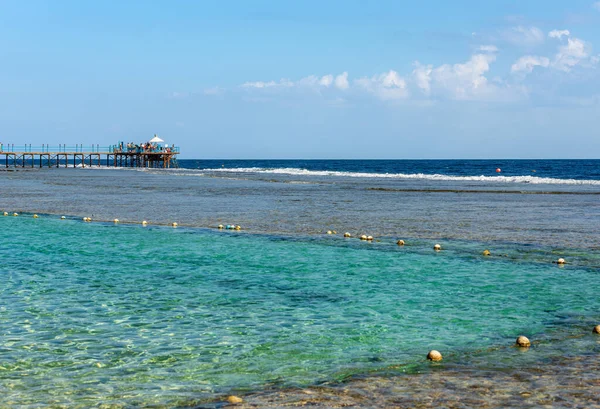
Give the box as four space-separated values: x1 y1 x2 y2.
1 0 599 158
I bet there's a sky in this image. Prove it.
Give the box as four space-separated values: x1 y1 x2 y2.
1 0 600 159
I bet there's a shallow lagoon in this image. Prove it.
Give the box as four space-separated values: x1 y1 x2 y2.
1 216 599 407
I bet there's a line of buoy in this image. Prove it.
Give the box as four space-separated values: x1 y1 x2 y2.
1 213 188 228
0 214 572 265
428 326 599 362
319 233 574 265
356 234 374 241
220 224 242 230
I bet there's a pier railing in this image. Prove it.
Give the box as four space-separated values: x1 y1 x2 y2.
108 145 180 154
0 144 108 153
0 144 180 154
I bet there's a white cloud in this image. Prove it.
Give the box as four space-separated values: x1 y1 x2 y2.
479 45 499 53
430 53 498 100
319 75 333 87
549 29 570 40
503 26 545 47
355 70 409 100
412 63 433 95
553 37 590 72
238 52 523 103
381 70 406 88
294 74 337 89
241 74 340 90
241 79 294 89
511 55 550 73
334 72 349 90
503 29 598 73
295 75 320 87
593 1 600 11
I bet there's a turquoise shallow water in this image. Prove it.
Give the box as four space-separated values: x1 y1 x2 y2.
1 215 599 407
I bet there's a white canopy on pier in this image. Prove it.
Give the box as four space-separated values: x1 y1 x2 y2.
149 135 164 143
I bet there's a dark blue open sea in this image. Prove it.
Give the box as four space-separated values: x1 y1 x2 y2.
1 159 600 408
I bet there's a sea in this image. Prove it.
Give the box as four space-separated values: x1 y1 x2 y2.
1 159 599 408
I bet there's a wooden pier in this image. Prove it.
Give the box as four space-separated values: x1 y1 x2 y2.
0 144 179 169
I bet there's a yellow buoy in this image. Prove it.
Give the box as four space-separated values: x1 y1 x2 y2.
593 325 600 334
397 240 405 246
113 219 119 223
326 230 333 235
33 214 39 218
360 235 367 241
13 213 18 216
218 224 224 229
427 350 443 361
142 220 148 225
60 216 66 219
557 258 565 264
367 235 374 241
235 225 241 230
227 395 243 404
3 212 8 216
172 222 178 227
516 335 531 347
344 232 351 238
434 244 442 251
482 249 491 256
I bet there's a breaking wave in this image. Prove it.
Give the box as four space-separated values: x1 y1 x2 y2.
197 167 600 185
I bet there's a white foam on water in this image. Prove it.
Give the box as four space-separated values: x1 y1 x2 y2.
196 167 600 185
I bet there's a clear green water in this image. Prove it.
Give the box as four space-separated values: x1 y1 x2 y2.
1 216 599 407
